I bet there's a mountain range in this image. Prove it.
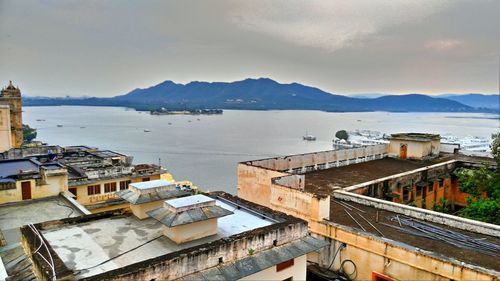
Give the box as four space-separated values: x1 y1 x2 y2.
23 78 499 113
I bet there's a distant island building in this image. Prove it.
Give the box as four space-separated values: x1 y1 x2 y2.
0 81 23 149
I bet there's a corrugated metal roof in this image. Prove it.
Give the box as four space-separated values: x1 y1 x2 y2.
178 236 329 281
116 189 190 205
148 205 233 227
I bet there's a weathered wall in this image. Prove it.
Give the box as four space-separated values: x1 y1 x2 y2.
247 145 388 172
0 106 12 153
0 172 67 204
72 174 164 205
163 218 217 244
238 163 288 208
270 183 330 222
130 201 164 219
238 254 307 281
309 221 499 281
78 221 308 281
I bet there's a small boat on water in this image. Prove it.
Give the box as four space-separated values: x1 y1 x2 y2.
36 119 45 121
80 126 86 129
168 122 172 125
303 131 316 141
144 129 151 132
57 125 63 127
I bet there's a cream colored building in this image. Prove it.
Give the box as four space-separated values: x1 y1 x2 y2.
22 192 327 281
0 159 68 204
388 133 441 160
0 105 12 153
238 144 500 280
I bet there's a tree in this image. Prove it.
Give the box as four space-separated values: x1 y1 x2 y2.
454 133 500 225
23 124 37 143
335 130 349 141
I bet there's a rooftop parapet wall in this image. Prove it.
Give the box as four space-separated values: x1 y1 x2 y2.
272 174 305 191
333 190 500 237
244 144 388 173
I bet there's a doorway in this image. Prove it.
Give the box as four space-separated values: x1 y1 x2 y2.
21 181 32 200
400 144 407 159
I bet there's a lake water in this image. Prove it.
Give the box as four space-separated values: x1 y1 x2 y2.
24 106 499 194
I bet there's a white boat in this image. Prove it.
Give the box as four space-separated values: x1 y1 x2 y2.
303 132 316 141
144 129 151 132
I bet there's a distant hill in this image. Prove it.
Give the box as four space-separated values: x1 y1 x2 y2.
438 94 499 110
23 78 484 112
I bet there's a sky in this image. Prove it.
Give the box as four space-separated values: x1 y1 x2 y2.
0 0 498 97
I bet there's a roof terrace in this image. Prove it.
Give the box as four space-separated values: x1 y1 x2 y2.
35 193 282 279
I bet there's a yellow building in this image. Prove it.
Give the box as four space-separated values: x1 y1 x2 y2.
0 81 23 148
0 145 187 214
0 159 68 204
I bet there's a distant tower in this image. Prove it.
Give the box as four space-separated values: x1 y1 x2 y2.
0 81 23 148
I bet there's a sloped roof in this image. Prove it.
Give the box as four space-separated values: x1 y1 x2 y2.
147 204 233 227
117 189 190 205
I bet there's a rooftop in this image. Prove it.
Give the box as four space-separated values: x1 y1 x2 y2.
40 195 277 279
304 158 428 194
328 198 500 272
0 196 83 245
389 133 441 141
129 179 174 190
0 159 40 178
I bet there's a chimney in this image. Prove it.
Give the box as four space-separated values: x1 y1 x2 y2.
147 194 233 244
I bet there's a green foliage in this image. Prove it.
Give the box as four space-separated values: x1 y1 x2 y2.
452 132 500 225
335 130 349 141
432 198 451 213
247 248 255 256
459 197 499 224
22 124 37 143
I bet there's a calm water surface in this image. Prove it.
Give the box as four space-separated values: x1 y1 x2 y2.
24 106 499 193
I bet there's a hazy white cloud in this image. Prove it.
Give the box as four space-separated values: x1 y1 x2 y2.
0 0 498 96
425 39 463 51
230 0 451 52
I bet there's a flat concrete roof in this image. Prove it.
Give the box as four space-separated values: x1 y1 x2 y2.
129 179 174 190
304 158 428 194
0 159 39 178
329 199 500 272
42 197 276 279
0 197 83 245
166 194 214 209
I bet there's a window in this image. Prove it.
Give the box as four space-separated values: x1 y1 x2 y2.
372 272 394 281
120 180 131 190
276 259 294 272
142 177 150 182
104 182 117 193
87 185 101 195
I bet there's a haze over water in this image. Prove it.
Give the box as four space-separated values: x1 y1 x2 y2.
24 106 499 194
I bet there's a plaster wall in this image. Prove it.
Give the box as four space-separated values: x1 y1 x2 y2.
309 220 498 281
130 201 164 219
163 218 217 244
238 163 287 208
270 183 330 221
